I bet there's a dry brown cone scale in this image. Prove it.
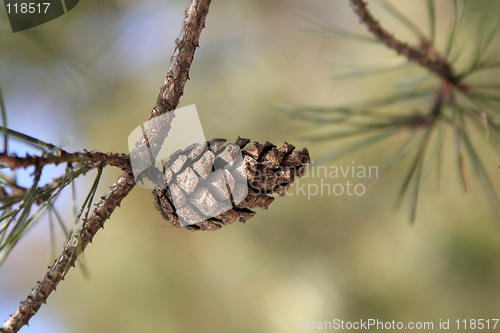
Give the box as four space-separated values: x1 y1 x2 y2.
153 137 310 231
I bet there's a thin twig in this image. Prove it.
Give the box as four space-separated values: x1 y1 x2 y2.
0 1 211 332
349 0 461 86
151 0 210 119
0 162 100 209
0 150 131 171
128 0 211 182
0 172 136 333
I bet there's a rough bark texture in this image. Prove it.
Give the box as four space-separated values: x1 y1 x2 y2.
0 1 211 332
153 138 310 231
130 0 211 180
0 150 131 171
0 172 136 333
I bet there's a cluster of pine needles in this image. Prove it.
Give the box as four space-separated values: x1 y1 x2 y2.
0 88 102 270
286 0 500 222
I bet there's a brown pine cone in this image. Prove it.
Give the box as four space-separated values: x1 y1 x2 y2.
153 137 310 231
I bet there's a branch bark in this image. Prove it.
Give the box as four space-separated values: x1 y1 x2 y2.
349 0 461 86
0 151 131 171
129 0 211 182
0 1 211 332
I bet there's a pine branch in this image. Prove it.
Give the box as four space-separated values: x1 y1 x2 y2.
0 151 131 171
0 1 211 332
151 0 210 119
0 171 135 333
349 0 461 86
130 0 212 181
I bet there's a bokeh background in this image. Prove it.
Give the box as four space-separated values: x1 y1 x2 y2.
1 0 500 332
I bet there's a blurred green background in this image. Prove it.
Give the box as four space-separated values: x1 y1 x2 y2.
1 0 500 332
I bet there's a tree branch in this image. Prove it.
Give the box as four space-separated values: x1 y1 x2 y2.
0 171 136 333
0 1 211 332
151 0 210 119
128 0 211 181
0 151 131 171
349 0 461 86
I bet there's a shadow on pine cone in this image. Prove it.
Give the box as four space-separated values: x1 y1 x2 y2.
153 137 310 231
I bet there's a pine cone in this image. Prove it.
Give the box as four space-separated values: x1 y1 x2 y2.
153 137 310 231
